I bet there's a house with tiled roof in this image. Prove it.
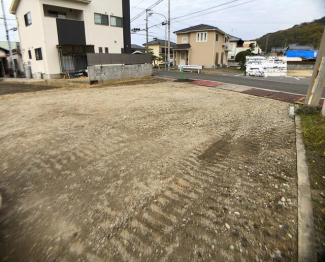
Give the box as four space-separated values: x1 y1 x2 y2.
143 39 177 62
173 24 230 68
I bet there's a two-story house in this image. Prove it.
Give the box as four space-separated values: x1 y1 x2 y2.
173 24 230 68
10 0 131 79
143 39 176 63
228 37 262 61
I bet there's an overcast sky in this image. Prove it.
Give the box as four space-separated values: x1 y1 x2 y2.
1 0 324 46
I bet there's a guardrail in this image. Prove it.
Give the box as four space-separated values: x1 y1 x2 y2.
178 65 203 73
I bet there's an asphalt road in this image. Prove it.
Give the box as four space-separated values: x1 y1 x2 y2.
154 70 325 98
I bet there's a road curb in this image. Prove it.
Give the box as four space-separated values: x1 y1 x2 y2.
295 116 317 262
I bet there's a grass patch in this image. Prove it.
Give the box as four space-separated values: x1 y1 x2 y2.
299 110 325 261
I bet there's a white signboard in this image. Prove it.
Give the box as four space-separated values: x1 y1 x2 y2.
246 56 287 77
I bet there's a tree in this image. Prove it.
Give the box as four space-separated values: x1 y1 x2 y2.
235 50 253 70
249 43 256 52
146 48 161 66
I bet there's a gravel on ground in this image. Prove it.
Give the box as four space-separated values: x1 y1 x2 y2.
0 79 297 261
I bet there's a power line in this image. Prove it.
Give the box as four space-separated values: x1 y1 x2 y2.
172 0 257 23
131 0 147 10
131 0 164 22
146 0 257 30
172 0 242 20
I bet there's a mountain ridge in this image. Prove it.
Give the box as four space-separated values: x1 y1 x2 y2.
257 16 325 52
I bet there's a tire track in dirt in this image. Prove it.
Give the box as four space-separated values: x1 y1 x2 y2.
105 125 296 261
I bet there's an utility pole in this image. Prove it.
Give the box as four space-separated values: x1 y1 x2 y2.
167 0 171 70
149 11 167 70
146 9 149 53
1 0 16 78
265 34 269 56
304 27 325 112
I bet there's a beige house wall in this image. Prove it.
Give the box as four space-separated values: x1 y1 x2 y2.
177 34 190 44
148 44 160 58
16 0 47 77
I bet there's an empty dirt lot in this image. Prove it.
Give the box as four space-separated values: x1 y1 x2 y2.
0 79 297 261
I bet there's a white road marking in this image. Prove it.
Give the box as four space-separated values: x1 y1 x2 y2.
294 77 300 81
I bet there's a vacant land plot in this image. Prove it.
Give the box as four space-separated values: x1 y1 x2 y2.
0 79 297 261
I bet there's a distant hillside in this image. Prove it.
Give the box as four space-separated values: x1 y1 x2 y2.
257 16 325 52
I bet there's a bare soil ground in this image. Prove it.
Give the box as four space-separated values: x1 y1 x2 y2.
0 78 297 261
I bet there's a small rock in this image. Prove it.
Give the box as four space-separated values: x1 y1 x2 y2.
230 245 234 251
281 197 286 202
211 245 215 250
234 212 240 216
275 250 282 258
225 223 231 230
287 233 293 239
271 250 282 259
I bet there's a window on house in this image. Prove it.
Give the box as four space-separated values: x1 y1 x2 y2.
35 48 43 60
105 48 109 53
225 37 229 43
196 32 207 42
111 16 123 27
216 33 219 41
24 12 32 26
94 13 109 25
28 50 32 59
48 10 67 19
99 47 103 53
231 56 235 59
182 37 188 43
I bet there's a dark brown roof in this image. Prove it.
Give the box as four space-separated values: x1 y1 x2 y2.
173 44 191 50
143 39 177 47
174 44 191 50
131 44 145 50
174 24 227 35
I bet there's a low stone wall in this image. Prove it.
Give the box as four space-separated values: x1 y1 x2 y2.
88 64 153 82
287 62 315 70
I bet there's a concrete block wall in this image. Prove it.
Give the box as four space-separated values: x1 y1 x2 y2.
287 64 315 70
88 64 153 81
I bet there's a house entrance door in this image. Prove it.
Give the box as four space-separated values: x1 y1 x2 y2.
180 51 187 65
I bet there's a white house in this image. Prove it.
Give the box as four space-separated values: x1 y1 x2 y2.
228 37 262 61
10 0 131 79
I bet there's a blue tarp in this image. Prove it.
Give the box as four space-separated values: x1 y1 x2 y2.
286 50 318 59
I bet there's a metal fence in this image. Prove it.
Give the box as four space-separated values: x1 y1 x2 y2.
87 53 152 66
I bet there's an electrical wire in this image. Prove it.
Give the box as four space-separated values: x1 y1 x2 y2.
131 0 164 22
131 0 147 10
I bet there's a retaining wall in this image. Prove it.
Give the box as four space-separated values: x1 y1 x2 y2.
88 64 153 82
287 63 315 70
